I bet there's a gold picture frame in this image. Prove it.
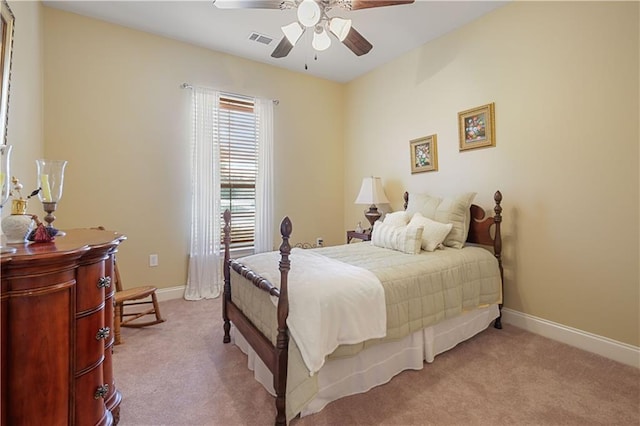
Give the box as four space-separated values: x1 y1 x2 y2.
458 102 496 151
410 134 438 174
0 0 15 146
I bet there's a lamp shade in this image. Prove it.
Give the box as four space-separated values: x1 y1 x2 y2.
329 17 351 41
312 27 331 51
355 176 389 205
297 0 321 27
282 22 303 45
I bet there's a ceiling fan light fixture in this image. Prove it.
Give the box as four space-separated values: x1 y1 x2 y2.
312 27 331 51
281 21 303 45
297 0 321 27
329 17 352 41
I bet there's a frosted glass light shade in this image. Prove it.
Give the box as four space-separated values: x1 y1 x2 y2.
0 145 11 209
329 17 351 41
312 28 331 51
355 176 389 205
297 0 321 27
281 22 304 45
36 159 68 203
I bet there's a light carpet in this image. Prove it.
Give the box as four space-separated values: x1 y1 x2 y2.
113 298 639 425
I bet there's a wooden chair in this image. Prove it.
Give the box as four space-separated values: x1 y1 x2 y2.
113 260 165 345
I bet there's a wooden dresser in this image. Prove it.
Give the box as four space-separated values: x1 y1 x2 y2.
1 229 125 425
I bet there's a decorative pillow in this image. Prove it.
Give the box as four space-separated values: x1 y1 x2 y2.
382 211 410 227
371 221 423 255
405 192 476 249
408 213 453 252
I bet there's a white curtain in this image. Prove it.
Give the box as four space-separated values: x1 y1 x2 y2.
185 88 221 300
254 98 274 253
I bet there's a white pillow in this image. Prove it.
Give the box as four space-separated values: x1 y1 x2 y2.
382 211 410 227
409 213 453 252
405 192 476 249
371 221 423 255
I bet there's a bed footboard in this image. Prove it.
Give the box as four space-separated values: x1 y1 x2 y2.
222 211 291 426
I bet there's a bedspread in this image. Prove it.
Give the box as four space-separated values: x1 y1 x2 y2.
232 242 501 359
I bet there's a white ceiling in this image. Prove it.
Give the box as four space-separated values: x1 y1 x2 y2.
42 0 506 83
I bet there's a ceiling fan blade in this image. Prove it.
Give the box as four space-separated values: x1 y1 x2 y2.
342 27 372 56
347 0 414 10
213 0 289 9
271 36 294 58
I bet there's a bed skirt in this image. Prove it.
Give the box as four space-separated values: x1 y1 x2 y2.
233 303 499 420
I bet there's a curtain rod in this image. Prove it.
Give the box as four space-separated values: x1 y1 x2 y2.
181 82 279 105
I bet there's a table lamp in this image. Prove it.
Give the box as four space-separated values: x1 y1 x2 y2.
354 176 389 233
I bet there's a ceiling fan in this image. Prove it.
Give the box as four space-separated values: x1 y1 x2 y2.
213 0 415 58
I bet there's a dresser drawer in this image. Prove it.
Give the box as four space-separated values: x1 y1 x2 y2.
75 363 109 426
76 262 108 313
76 308 106 371
4 284 73 425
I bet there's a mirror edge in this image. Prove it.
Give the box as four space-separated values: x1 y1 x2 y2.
0 0 15 147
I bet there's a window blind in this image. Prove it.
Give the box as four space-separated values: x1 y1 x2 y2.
219 93 257 250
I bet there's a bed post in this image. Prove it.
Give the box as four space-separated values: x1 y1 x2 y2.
274 217 292 426
492 191 503 329
222 209 232 343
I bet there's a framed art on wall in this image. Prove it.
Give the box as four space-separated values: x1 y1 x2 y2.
458 102 495 151
410 134 438 174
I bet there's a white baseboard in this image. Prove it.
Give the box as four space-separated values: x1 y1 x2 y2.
502 308 639 369
155 285 186 302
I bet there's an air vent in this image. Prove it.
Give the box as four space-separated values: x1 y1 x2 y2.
249 32 274 45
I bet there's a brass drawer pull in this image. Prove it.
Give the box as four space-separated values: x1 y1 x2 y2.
94 384 109 399
97 276 111 289
95 327 110 340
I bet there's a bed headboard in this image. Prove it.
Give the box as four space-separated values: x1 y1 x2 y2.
402 191 503 269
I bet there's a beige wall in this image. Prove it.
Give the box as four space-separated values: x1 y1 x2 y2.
3 1 45 197
344 1 639 346
41 7 345 290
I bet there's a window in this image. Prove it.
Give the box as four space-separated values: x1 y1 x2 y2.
218 93 257 250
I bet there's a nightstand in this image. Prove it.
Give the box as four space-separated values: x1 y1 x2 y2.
347 230 371 244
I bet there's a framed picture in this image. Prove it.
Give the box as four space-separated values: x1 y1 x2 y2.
458 102 496 151
410 134 438 174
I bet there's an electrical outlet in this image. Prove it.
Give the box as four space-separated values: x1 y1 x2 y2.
149 254 158 267
316 237 324 247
